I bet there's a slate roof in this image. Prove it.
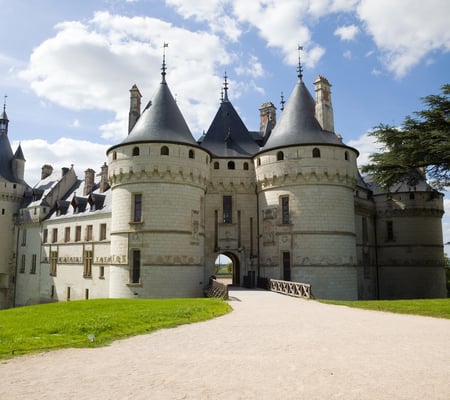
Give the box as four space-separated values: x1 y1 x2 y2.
200 98 260 157
262 79 343 151
111 79 197 150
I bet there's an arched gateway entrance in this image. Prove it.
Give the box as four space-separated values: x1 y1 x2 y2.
214 252 241 286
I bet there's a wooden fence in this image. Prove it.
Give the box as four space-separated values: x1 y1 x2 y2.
204 278 229 300
269 279 312 299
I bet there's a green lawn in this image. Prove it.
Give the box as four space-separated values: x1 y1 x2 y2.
0 298 231 360
320 298 450 319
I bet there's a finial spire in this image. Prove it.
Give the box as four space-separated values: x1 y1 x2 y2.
3 94 7 112
297 45 303 80
280 91 285 111
223 72 229 101
161 42 168 83
220 88 224 103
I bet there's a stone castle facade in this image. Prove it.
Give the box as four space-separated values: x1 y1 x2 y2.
0 62 446 308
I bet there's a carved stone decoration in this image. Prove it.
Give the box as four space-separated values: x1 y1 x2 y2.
191 210 200 243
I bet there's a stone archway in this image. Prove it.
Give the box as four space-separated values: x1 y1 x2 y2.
215 252 241 286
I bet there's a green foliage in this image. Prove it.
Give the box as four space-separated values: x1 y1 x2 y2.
0 298 231 359
321 298 450 319
361 84 450 189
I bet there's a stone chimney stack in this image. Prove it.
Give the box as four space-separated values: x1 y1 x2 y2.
41 164 53 180
99 162 109 193
259 102 277 133
83 168 95 196
314 75 334 133
128 84 142 134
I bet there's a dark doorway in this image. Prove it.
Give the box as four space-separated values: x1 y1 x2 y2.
282 252 291 281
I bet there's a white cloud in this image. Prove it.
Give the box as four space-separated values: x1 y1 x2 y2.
18 11 230 141
334 24 359 41
69 119 80 128
235 54 264 78
343 50 352 59
347 131 380 167
357 0 450 77
12 138 109 185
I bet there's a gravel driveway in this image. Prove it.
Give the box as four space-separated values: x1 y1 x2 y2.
1 288 449 399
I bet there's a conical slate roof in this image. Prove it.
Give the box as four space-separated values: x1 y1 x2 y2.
200 98 259 157
263 79 342 151
118 80 197 147
0 131 17 182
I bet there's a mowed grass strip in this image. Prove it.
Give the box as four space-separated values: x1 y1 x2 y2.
0 298 231 359
320 298 450 319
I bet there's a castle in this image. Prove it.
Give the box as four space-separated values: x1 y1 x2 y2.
0 58 446 308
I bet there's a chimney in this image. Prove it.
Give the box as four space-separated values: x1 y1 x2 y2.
41 164 53 180
61 167 69 176
259 102 276 133
128 84 142 134
314 75 334 133
83 168 95 196
99 162 109 193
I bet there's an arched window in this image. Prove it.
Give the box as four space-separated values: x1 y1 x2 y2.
112 151 117 161
228 161 235 170
312 148 321 158
213 161 220 170
409 192 415 200
345 151 349 161
257 158 261 166
243 162 249 170
277 151 284 161
160 146 169 156
189 149 195 159
132 146 140 156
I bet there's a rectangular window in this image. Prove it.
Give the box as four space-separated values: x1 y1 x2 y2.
362 217 368 243
20 254 26 273
99 223 107 241
99 265 105 279
64 227 71 242
133 194 142 222
21 229 27 246
281 196 289 224
85 288 89 300
84 250 93 278
131 250 141 284
223 195 232 223
43 228 48 243
52 228 58 243
67 286 71 301
50 251 58 276
387 221 394 241
86 225 93 241
75 226 81 242
30 254 37 274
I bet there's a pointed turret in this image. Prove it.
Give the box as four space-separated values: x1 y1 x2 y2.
200 74 259 157
12 144 26 181
0 101 9 135
115 58 197 147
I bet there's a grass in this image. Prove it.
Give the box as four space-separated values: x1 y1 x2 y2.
320 298 450 319
0 298 231 360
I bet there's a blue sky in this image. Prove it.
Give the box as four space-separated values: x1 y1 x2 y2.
0 0 449 244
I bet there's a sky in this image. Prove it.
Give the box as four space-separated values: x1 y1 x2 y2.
0 0 449 245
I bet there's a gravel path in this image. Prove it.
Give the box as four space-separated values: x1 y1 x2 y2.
1 288 449 399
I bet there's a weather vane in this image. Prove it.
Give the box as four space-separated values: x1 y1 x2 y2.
297 45 303 80
161 42 168 82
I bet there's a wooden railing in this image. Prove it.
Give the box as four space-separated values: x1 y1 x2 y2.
205 278 229 300
269 279 312 299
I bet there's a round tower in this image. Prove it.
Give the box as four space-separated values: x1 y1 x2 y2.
0 107 28 308
107 60 210 298
369 172 447 299
255 69 359 300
